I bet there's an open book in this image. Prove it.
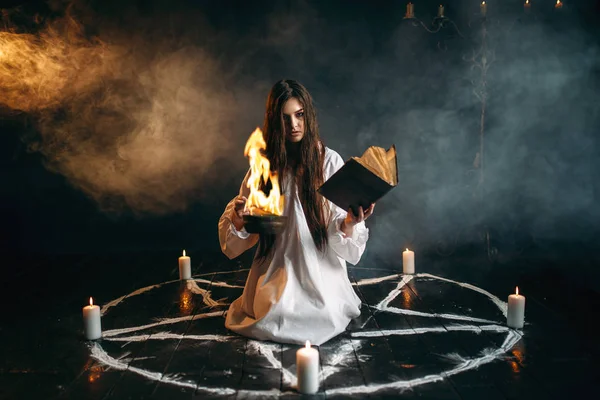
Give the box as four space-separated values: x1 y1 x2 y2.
318 145 398 214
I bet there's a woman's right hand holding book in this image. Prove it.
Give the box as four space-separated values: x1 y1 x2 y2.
340 203 375 237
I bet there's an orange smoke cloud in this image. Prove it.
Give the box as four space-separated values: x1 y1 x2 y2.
0 13 113 112
0 7 236 215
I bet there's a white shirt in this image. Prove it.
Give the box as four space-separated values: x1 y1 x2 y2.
218 147 369 345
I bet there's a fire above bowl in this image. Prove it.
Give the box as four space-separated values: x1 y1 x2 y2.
243 214 288 234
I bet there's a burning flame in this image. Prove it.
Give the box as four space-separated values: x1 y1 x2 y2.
515 286 519 296
244 128 284 216
89 297 94 306
183 249 186 257
305 340 311 348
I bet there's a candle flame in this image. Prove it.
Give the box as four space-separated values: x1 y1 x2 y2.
405 248 409 252
89 297 94 306
482 1 485 4
305 340 311 348
526 0 529 3
516 286 519 296
183 249 186 257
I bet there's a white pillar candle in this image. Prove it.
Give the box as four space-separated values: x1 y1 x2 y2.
179 250 191 280
403 248 415 274
82 297 102 340
507 286 526 329
296 340 319 394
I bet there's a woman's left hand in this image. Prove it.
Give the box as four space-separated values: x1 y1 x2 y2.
341 203 375 236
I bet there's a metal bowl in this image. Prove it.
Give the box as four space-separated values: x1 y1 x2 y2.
243 214 288 234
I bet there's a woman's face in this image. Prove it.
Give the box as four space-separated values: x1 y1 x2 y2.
282 97 305 143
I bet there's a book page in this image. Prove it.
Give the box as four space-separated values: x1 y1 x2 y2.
386 146 398 185
353 145 397 185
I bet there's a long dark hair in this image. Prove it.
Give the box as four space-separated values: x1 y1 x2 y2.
256 79 328 260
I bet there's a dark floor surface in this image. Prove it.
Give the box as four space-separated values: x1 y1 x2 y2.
0 245 598 399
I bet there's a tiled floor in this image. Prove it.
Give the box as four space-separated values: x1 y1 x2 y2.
0 250 597 399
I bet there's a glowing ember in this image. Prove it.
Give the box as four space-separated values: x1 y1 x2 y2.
243 128 284 216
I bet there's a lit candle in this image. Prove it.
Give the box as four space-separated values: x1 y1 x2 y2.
405 2 415 19
82 297 102 340
480 1 487 16
507 287 526 329
296 340 319 394
555 0 563 9
524 0 531 12
179 249 191 280
438 4 445 18
402 248 415 274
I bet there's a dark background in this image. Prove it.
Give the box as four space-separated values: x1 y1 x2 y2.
1 0 599 291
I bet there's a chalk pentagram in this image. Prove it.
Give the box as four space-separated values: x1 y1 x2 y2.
88 269 523 397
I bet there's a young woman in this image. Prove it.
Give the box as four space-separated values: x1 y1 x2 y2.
218 79 375 345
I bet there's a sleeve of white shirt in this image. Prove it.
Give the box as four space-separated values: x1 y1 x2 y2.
323 149 369 265
218 169 259 259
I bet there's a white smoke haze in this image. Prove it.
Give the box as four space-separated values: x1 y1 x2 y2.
266 2 600 257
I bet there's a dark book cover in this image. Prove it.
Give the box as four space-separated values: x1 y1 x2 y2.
318 157 397 214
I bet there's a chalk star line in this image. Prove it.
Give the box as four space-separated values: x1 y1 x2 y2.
90 271 523 396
